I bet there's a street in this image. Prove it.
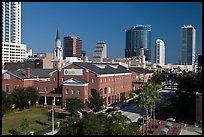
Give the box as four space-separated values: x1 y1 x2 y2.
118 89 176 123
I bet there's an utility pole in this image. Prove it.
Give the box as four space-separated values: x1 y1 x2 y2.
52 100 55 135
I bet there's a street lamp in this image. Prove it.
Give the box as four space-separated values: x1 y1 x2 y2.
52 100 55 135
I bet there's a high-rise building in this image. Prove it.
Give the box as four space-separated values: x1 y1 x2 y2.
63 36 82 59
92 41 107 63
155 39 165 66
125 24 151 62
2 2 21 44
2 2 30 65
180 25 196 66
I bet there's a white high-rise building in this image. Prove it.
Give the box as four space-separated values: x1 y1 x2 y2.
155 39 165 66
92 41 107 63
2 2 21 44
2 2 30 65
180 25 196 67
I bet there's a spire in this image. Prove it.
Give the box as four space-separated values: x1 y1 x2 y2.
56 28 60 41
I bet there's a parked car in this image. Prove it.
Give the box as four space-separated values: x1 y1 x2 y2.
106 108 115 114
113 106 120 111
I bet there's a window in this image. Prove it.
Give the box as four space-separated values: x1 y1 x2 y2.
54 77 56 81
78 90 81 94
71 89 75 94
65 89 68 94
104 88 107 94
91 78 95 83
5 84 9 93
62 77 64 82
37 87 39 90
45 87 47 92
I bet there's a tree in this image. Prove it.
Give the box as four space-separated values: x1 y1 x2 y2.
11 86 39 110
25 86 40 105
57 112 141 135
149 84 161 128
120 92 126 101
134 84 153 135
86 89 104 112
150 72 167 85
105 112 140 135
20 118 29 135
65 97 84 116
57 116 79 135
177 71 198 98
77 113 107 135
2 91 13 116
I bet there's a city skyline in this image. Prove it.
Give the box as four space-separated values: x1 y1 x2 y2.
22 2 202 64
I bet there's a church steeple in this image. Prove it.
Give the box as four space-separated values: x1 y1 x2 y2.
52 28 64 69
56 28 60 41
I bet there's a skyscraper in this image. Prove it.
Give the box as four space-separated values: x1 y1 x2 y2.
2 2 21 44
2 2 30 65
125 24 151 62
92 41 107 63
180 25 196 66
63 36 82 59
155 39 165 66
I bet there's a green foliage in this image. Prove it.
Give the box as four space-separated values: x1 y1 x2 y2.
151 71 178 85
2 91 13 116
65 97 84 115
129 92 134 98
120 92 126 101
11 86 39 110
8 128 23 135
57 112 140 135
177 71 198 98
86 89 104 112
20 118 29 135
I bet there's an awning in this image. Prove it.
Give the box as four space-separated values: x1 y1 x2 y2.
166 118 176 122
165 122 173 127
160 127 169 133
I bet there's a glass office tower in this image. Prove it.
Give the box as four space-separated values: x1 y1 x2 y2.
180 25 196 66
125 24 151 62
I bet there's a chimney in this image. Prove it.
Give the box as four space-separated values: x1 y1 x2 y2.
26 67 31 78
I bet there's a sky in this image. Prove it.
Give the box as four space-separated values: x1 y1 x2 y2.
22 2 202 64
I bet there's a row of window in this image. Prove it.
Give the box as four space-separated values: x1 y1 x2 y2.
65 89 81 95
100 77 131 83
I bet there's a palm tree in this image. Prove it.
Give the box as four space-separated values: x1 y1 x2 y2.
134 84 153 135
149 84 162 129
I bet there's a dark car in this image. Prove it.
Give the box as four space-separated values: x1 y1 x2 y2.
105 108 114 114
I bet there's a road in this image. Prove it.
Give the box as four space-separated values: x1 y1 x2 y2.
118 89 176 123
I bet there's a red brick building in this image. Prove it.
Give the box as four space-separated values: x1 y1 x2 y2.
2 62 132 108
129 67 154 91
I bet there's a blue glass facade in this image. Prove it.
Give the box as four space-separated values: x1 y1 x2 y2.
181 25 196 65
125 25 151 62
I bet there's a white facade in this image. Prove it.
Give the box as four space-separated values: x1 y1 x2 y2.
65 57 82 65
51 28 64 69
92 41 107 63
155 39 165 66
2 2 31 65
2 42 28 64
2 2 21 44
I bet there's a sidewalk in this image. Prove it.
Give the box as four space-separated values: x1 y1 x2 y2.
44 129 59 135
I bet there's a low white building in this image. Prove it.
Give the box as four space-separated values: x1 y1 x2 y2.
2 42 32 64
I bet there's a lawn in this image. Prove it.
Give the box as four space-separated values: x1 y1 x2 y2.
2 106 64 135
